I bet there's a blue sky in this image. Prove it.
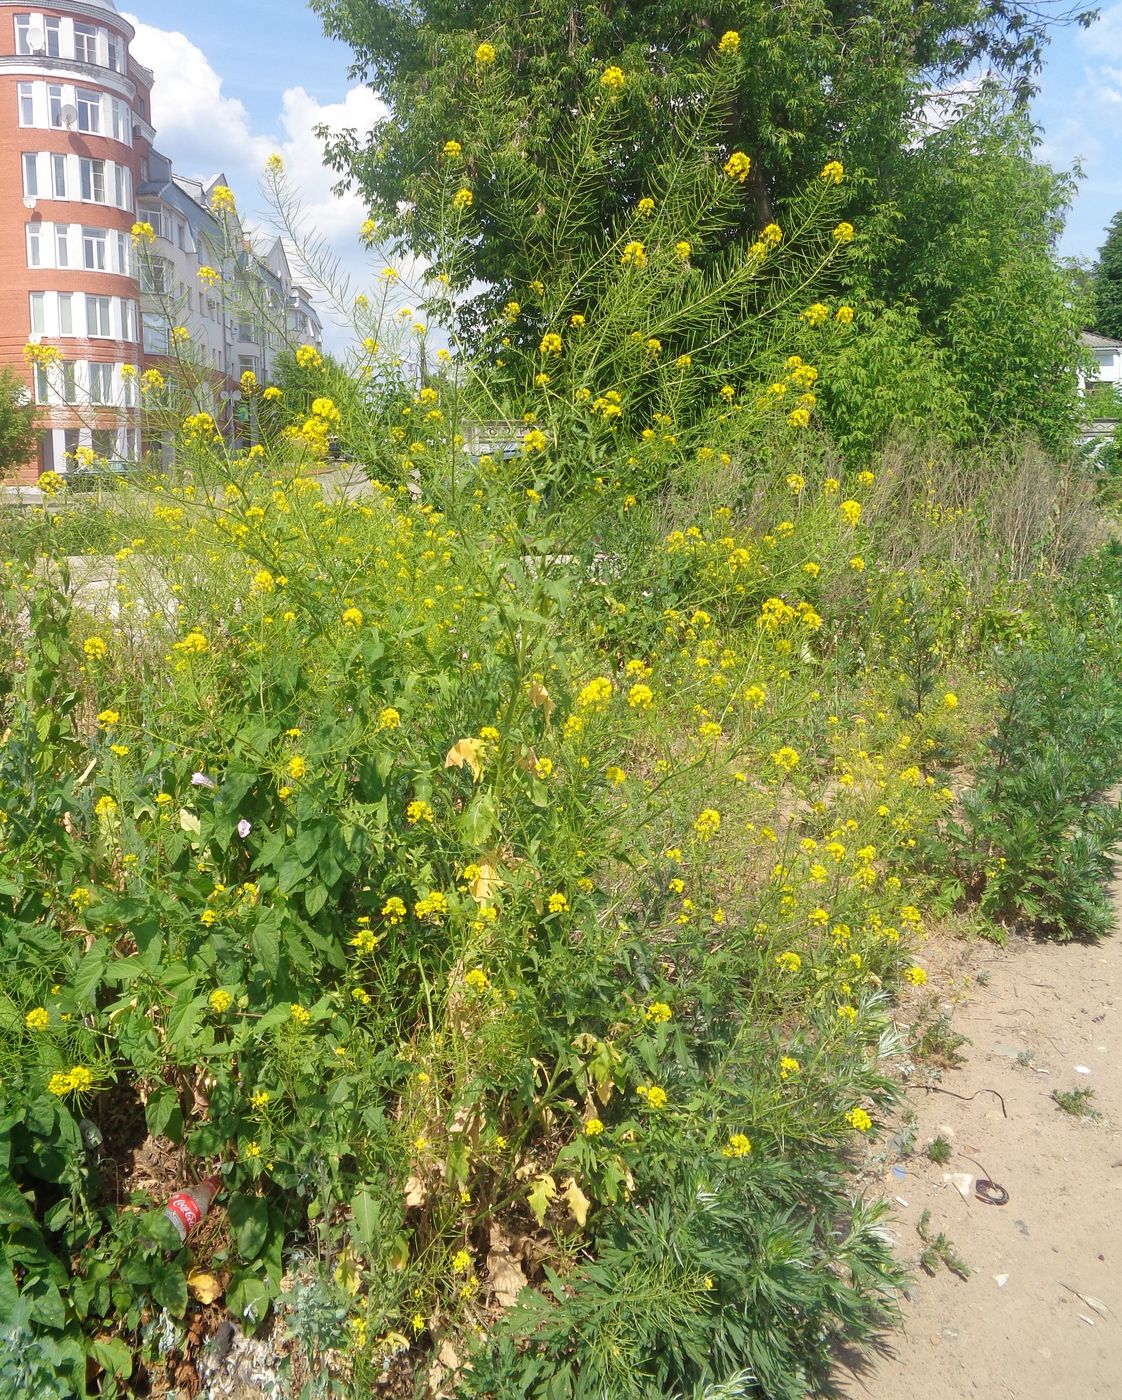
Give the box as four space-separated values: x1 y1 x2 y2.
119 0 1118 338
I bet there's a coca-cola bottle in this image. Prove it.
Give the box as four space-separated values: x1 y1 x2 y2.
163 1175 222 1244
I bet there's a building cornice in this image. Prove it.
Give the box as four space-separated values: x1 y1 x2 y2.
0 2 135 43
0 54 138 102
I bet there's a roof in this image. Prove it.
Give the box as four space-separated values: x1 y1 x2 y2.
1082 331 1122 349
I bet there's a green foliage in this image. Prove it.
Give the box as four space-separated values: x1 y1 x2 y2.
916 1209 969 1280
1052 1086 1098 1118
0 366 39 480
863 99 1085 455
1094 208 1122 341
925 1136 952 1165
952 550 1122 940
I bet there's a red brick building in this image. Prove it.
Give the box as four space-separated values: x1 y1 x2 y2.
0 0 152 482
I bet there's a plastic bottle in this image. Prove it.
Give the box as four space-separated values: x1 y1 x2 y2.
163 1175 222 1244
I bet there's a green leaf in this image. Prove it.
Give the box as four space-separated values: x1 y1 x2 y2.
228 1193 269 1261
91 1337 134 1380
144 1087 184 1143
527 1172 557 1226
226 1271 271 1331
149 1259 188 1315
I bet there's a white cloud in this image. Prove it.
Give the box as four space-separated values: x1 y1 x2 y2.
122 15 391 350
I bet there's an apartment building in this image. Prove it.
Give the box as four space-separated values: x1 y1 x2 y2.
0 0 323 483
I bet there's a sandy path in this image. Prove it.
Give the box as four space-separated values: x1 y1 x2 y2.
835 905 1122 1400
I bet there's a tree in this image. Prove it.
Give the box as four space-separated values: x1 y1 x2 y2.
0 367 38 480
849 98 1086 454
1094 210 1122 341
311 0 1094 301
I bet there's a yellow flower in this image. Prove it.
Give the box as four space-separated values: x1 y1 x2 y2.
94 795 117 821
846 1106 872 1133
849 555 865 571
637 196 655 217
209 988 232 1014
584 1118 604 1136
836 305 855 325
771 746 799 773
576 676 613 710
570 313 586 327
600 65 626 92
840 499 862 527
287 755 308 780
341 606 364 628
723 151 751 183
905 965 928 986
295 344 323 370
173 630 209 654
943 692 959 710
620 240 647 269
83 636 108 660
290 1003 311 1026
547 892 569 914
693 808 720 841
465 967 490 993
131 220 155 244
197 265 220 287
406 799 434 825
820 160 844 184
722 1133 751 1157
539 332 563 355
475 41 496 64
627 683 653 709
452 1249 471 1274
443 139 463 157
786 472 805 494
378 706 401 730
645 1086 668 1110
266 152 284 173
674 240 691 260
210 184 236 213
718 30 741 55
522 428 548 453
779 1056 800 1079
452 187 473 211
775 951 801 973
832 221 855 244
96 709 119 727
25 1007 49 1031
788 408 810 429
644 1001 672 1024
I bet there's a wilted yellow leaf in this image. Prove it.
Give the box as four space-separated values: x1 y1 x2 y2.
187 1270 224 1304
527 1172 557 1225
528 680 554 719
469 860 502 905
562 1176 590 1228
445 738 483 781
404 1174 428 1208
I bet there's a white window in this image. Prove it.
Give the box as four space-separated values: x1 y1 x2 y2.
48 85 64 129
58 293 73 335
62 361 77 405
82 227 107 271
87 295 111 337
56 226 70 267
116 231 128 276
122 300 137 341
29 293 45 336
44 17 60 57
177 221 187 251
52 154 67 199
74 23 98 64
18 83 34 126
34 363 49 404
122 370 137 408
14 15 32 53
113 165 130 209
76 89 101 135
107 33 123 72
89 362 113 404
80 158 105 203
26 224 41 267
22 153 38 198
110 98 130 144
143 314 169 355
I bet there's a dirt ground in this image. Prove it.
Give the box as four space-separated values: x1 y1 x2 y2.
835 898 1122 1400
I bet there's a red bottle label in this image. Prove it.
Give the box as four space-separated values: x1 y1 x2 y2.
166 1192 204 1234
